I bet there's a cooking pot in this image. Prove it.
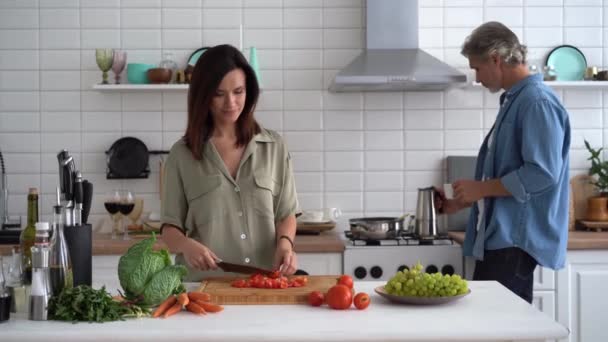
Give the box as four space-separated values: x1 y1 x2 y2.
349 216 412 240
106 137 168 179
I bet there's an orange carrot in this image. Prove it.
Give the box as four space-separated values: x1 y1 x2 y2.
177 292 190 306
186 302 207 315
163 302 183 318
112 295 124 302
187 292 211 302
153 295 177 318
197 301 224 313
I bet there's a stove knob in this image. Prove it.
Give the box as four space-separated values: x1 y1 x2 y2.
397 265 409 273
370 266 383 279
354 267 367 279
441 265 455 276
426 265 439 274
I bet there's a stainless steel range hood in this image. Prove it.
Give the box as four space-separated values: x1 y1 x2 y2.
329 0 467 92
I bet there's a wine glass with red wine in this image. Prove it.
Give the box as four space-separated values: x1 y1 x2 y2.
104 190 121 240
118 190 135 241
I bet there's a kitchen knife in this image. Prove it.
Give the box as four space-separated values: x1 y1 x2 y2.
57 150 70 199
217 261 276 277
74 171 83 226
82 180 93 225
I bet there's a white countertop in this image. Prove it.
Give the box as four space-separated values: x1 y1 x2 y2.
1 280 568 342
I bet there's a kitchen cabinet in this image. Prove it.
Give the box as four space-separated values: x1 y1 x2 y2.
533 291 556 320
465 256 557 323
556 250 608 342
297 252 342 275
533 266 558 339
92 255 127 290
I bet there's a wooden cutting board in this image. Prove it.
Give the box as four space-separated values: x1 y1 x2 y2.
571 174 598 228
196 275 340 305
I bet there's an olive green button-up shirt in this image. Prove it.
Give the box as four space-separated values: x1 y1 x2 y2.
161 128 299 281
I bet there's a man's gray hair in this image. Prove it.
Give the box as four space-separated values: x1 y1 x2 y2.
461 21 527 65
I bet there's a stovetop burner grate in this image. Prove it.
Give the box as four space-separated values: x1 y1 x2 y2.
344 231 453 246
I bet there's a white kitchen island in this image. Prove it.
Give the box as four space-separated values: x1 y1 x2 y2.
1 281 568 342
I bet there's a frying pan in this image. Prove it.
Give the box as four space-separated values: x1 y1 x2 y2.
106 137 168 179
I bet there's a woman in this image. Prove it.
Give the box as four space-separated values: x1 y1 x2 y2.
160 44 299 281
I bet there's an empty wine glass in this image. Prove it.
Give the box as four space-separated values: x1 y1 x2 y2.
111 50 127 84
95 48 114 84
104 190 121 240
118 190 135 241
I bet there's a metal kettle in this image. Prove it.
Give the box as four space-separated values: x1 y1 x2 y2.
415 187 438 237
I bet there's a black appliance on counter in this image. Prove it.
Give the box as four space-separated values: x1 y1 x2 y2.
0 149 22 244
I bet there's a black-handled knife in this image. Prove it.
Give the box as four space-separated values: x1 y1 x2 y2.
74 171 83 226
57 150 67 199
64 159 75 202
82 180 93 225
217 260 276 277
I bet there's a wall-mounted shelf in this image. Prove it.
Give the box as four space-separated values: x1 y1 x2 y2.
93 81 608 92
469 81 608 89
92 84 189 91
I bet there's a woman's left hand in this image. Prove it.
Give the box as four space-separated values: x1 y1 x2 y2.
273 239 297 275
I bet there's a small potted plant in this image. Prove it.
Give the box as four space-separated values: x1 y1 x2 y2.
584 140 608 220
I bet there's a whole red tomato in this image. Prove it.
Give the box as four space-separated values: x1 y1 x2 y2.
308 291 324 307
338 275 354 289
354 292 370 310
326 284 353 310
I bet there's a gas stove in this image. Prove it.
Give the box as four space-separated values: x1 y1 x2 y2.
342 231 463 281
344 231 454 246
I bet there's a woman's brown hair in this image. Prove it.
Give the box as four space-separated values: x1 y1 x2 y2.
184 44 261 160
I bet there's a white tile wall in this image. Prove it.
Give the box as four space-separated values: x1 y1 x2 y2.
0 0 604 228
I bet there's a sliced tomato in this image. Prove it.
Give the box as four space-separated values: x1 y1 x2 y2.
293 276 308 285
231 273 310 289
231 279 248 288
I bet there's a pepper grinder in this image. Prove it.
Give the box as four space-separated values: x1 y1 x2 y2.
29 222 52 321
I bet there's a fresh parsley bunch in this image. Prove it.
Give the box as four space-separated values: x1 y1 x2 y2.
48 285 143 323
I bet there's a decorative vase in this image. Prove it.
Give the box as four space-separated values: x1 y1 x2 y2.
586 196 608 221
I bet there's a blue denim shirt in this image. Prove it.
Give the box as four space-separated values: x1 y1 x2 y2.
463 74 571 270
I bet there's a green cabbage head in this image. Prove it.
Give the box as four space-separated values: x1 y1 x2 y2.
118 235 187 306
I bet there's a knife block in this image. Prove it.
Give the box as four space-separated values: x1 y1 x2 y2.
64 224 92 287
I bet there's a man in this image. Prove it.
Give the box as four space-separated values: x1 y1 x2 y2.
436 22 570 303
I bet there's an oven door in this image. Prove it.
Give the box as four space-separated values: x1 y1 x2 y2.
343 245 463 281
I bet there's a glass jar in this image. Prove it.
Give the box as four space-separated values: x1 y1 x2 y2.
7 247 26 313
159 52 178 83
543 65 557 81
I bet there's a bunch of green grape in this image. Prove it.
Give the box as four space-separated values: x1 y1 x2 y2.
384 262 468 297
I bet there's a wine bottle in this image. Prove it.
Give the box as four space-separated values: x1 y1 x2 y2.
19 188 38 285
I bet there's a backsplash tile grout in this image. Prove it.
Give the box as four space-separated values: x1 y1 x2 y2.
0 0 604 227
